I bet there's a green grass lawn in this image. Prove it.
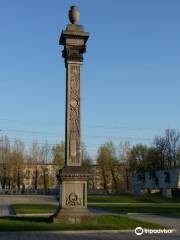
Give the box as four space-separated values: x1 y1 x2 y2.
124 205 180 218
12 194 180 218
87 195 180 218
6 195 177 231
0 215 165 231
91 203 180 218
13 204 58 214
87 194 180 203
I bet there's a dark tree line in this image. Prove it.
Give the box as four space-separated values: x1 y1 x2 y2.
128 129 180 173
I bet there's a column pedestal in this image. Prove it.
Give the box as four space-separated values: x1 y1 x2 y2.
54 167 92 223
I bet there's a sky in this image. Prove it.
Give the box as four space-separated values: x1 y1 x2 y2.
0 0 180 159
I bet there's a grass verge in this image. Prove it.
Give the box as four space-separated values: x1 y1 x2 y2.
13 195 180 218
87 195 180 218
88 195 180 203
0 215 165 231
91 204 180 218
13 204 57 214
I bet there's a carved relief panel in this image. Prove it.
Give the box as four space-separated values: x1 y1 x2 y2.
61 181 86 208
67 64 81 165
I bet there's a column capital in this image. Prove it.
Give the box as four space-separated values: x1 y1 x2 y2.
59 24 89 63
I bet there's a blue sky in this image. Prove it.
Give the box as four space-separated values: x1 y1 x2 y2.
0 0 180 158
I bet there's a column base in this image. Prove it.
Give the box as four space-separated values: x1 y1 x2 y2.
54 208 94 224
54 166 93 224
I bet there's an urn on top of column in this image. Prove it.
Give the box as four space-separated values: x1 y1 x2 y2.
69 6 80 24
60 6 89 63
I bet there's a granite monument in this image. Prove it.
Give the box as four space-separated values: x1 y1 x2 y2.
55 6 90 223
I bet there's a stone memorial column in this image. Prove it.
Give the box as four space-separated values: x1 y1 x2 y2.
55 6 90 223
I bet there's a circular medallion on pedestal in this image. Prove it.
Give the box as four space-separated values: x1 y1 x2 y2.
66 192 81 206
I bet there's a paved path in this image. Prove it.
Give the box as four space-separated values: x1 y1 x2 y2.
0 195 58 205
0 205 16 217
91 208 180 231
0 231 179 240
127 213 180 232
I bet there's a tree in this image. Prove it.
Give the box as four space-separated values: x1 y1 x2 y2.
81 143 94 189
128 144 148 173
30 141 41 190
118 141 131 162
81 143 92 166
153 129 180 169
0 136 11 189
52 141 65 168
118 141 131 191
165 129 180 168
11 139 25 190
153 135 167 169
146 147 161 171
97 141 118 193
40 142 51 190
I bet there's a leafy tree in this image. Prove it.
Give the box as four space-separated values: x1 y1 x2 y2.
11 139 25 190
128 144 148 173
0 136 11 189
52 141 65 168
97 141 118 193
81 143 94 189
118 141 131 162
40 141 51 190
146 147 161 171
